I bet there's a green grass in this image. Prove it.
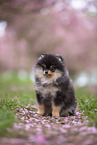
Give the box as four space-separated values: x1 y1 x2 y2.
0 73 97 137
0 108 15 136
76 87 97 127
0 73 35 136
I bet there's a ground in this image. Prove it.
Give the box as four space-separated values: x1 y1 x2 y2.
0 75 97 145
1 105 97 145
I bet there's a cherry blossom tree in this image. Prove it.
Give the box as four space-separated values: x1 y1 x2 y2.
0 0 97 74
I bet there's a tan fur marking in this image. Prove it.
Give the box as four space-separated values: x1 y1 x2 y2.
48 70 52 75
43 70 45 75
43 70 53 77
37 104 44 115
52 105 61 117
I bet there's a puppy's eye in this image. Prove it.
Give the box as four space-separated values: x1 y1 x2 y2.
42 64 46 69
50 66 55 72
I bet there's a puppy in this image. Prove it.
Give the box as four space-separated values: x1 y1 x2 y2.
34 54 77 117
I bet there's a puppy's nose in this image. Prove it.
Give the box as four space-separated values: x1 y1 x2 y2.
45 70 48 74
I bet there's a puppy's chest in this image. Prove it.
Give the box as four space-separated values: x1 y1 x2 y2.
35 81 59 97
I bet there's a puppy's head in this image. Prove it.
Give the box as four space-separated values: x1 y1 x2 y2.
42 64 55 77
35 54 64 79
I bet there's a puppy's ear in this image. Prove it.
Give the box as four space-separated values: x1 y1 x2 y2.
56 55 63 62
39 54 47 60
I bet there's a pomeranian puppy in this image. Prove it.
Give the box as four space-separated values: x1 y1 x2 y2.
34 54 77 117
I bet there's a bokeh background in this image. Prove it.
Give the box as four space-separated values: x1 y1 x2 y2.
0 0 97 89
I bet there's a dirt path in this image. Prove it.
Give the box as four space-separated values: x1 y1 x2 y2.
1 105 97 145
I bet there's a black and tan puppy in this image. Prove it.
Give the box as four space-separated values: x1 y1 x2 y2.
34 54 77 117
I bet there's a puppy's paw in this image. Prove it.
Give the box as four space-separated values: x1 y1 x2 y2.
52 105 61 117
37 110 44 115
52 112 59 117
37 104 44 115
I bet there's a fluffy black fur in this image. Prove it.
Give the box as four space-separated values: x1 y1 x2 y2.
34 54 77 116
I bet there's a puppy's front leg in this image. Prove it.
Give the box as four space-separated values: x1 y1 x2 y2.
36 92 44 115
52 103 61 117
37 104 45 115
52 93 62 117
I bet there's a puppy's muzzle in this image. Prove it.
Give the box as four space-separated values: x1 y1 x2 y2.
43 70 52 77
